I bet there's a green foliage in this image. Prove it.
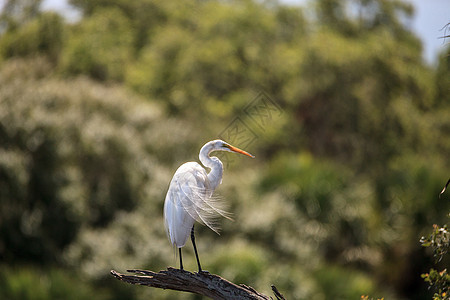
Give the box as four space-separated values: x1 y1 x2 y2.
435 46 450 107
0 12 65 62
208 241 267 285
314 265 377 299
421 269 450 300
0 57 166 263
0 0 42 29
421 223 450 300
260 152 348 221
314 0 414 38
60 7 133 81
0 265 114 300
294 28 431 169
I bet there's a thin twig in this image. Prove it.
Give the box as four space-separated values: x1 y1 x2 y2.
439 178 450 199
271 284 286 300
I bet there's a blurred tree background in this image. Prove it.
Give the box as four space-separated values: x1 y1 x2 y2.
0 0 449 299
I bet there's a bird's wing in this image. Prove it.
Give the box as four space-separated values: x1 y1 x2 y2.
166 162 231 235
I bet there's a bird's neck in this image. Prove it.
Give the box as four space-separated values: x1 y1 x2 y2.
199 143 223 190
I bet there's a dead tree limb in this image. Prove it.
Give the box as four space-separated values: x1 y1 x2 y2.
111 268 284 300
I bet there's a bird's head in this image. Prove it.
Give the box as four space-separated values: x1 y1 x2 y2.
213 140 254 158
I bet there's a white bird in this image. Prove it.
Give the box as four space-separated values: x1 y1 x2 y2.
163 139 254 271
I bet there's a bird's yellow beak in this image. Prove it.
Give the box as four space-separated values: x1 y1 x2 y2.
226 144 255 158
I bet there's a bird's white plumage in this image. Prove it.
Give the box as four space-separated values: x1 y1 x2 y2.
164 162 228 248
163 139 253 260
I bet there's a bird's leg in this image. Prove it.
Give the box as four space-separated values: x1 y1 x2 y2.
179 248 184 270
191 225 202 272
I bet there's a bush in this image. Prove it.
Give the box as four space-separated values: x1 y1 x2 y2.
0 12 65 63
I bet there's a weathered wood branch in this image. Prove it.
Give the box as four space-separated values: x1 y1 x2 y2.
110 268 285 300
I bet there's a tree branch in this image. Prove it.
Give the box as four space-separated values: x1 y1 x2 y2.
439 22 450 41
111 268 285 300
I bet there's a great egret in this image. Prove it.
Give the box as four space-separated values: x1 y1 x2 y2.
163 139 254 271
